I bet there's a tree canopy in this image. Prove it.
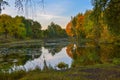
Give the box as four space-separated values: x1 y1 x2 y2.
0 14 42 39
0 14 67 41
92 0 120 36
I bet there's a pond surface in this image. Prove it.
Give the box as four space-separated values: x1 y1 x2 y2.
0 42 72 72
0 42 120 72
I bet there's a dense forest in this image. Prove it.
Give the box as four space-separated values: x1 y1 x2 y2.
0 14 67 42
66 0 120 46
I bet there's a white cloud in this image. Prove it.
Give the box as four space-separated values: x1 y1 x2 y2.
37 14 64 20
35 13 70 29
1 0 71 29
34 0 71 29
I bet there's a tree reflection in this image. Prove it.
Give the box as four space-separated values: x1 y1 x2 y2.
66 44 120 67
100 44 120 63
44 44 66 56
0 46 42 71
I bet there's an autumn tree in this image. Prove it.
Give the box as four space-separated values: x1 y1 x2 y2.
104 0 120 36
66 22 74 37
75 14 85 45
91 0 104 45
84 10 94 39
0 14 12 38
0 14 44 39
12 16 26 39
92 0 120 39
66 13 85 45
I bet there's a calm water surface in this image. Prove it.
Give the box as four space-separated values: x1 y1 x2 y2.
11 47 72 71
0 43 120 72
0 43 72 72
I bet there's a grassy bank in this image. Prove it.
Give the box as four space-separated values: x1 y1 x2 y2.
0 64 120 80
0 38 69 47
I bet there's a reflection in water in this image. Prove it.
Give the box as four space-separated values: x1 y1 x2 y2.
44 44 65 56
0 43 120 72
0 46 42 72
10 47 72 72
0 44 72 72
66 44 120 67
66 44 100 67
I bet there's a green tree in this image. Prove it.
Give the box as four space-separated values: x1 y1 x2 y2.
105 0 120 36
0 14 43 39
31 21 42 39
0 14 12 38
84 10 94 39
47 22 64 38
18 17 42 39
92 0 120 37
22 19 33 38
12 16 26 39
91 0 104 45
42 29 48 38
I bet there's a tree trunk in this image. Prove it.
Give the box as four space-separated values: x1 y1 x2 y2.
3 24 8 39
0 3 1 14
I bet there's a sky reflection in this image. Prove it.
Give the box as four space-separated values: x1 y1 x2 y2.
11 47 72 71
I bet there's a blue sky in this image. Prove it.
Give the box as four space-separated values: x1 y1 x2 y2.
2 0 93 29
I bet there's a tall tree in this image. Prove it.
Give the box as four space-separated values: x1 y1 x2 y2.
66 13 85 45
92 0 120 36
12 16 26 39
84 10 94 39
105 0 120 36
0 14 12 38
47 22 63 38
75 13 85 45
23 19 33 38
31 21 42 39
66 22 74 37
91 0 104 45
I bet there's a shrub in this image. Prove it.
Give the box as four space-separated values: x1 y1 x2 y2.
56 62 68 70
113 58 120 64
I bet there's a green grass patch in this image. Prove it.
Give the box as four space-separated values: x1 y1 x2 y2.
0 63 120 80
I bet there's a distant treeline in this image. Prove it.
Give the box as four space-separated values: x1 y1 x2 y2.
0 14 68 40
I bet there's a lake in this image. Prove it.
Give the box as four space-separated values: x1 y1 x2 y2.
0 41 120 73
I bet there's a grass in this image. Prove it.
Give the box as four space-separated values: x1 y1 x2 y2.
0 39 43 48
0 38 69 48
0 70 26 80
0 63 120 80
19 69 88 80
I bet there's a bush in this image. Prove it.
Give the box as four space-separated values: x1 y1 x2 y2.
113 58 120 64
56 62 68 70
